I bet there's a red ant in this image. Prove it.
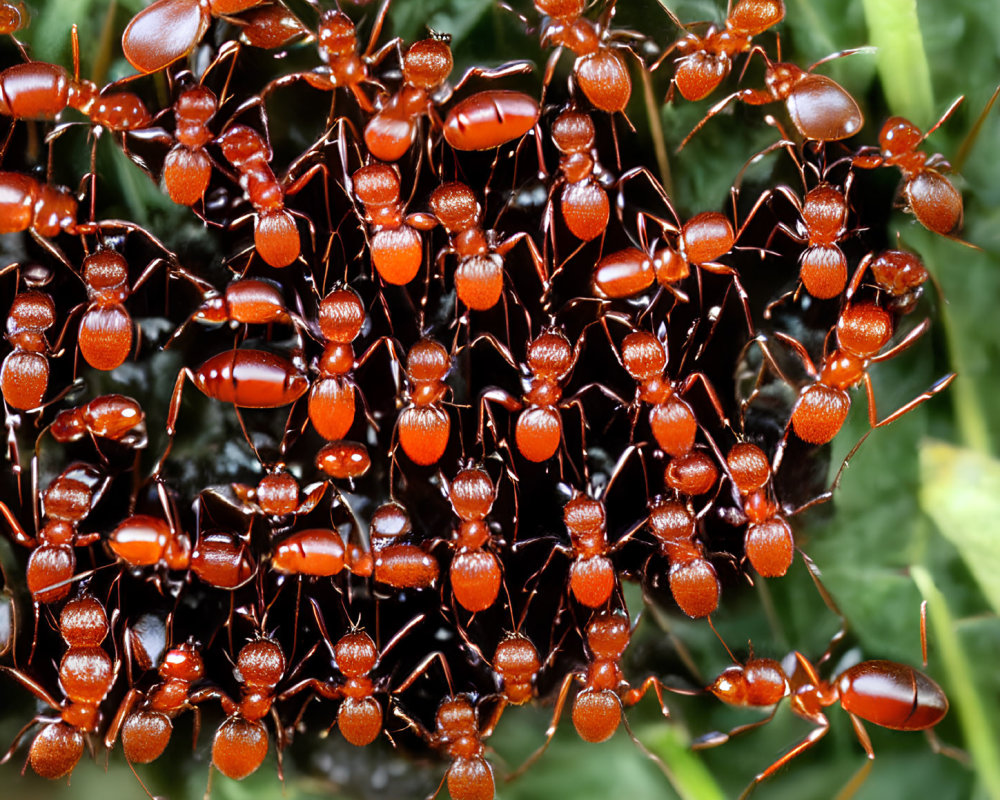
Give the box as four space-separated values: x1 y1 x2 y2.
280 602 424 747
853 101 964 236
363 34 531 163
546 108 610 243
394 680 502 800
104 640 206 765
440 465 504 613
197 636 287 780
396 338 452 467
1 462 108 605
681 50 865 149
258 1 395 115
761 302 952 449
189 525 256 590
0 593 116 779
594 205 754 331
846 248 930 314
216 122 324 269
228 465 328 536
366 501 440 590
696 610 949 797
107 512 192 574
0 171 79 240
656 0 785 102
514 608 671 774
725 441 793 577
234 3 308 50
351 162 437 286
616 329 728 458
428 181 546 311
2 276 60 413
167 277 309 350
0 1 27 46
164 84 219 207
122 0 281 74
49 394 146 448
530 0 639 114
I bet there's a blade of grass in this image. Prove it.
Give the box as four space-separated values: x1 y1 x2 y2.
860 0 933 125
911 565 1000 800
642 723 725 800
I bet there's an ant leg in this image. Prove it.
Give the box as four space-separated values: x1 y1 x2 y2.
735 720 830 799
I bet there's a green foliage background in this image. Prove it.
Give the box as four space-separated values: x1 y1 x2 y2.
5 0 1000 798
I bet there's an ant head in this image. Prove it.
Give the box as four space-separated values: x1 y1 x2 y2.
726 442 770 494
493 632 541 687
836 303 892 357
236 638 286 689
585 609 630 660
353 162 400 206
879 116 924 156
526 330 574 380
370 501 412 547
403 38 453 89
563 492 606 535
450 467 496 521
535 0 584 21
708 664 750 704
334 630 378 677
871 249 929 296
255 469 299 516
620 330 667 382
680 212 735 265
60 594 108 647
429 182 481 233
407 338 450 382
664 451 718 496
317 10 357 61
318 286 365 343
160 642 205 681
551 109 595 154
175 84 218 122
435 693 477 733
647 498 694 544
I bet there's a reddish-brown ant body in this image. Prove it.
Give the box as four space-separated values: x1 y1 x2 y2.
49 394 145 447
477 328 583 464
646 496 720 618
2 462 108 603
189 529 257 589
698 630 948 796
105 641 206 764
726 441 793 577
2 284 59 412
352 163 436 286
163 84 218 206
847 248 930 314
443 466 503 613
532 0 637 113
442 90 540 151
107 513 192 573
657 0 785 102
396 338 452 467
0 172 78 239
683 52 864 147
0 594 115 779
853 103 964 236
428 181 546 311
547 108 610 242
366 501 440 590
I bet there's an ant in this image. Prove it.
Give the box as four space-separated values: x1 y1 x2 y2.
107 512 191 577
529 0 640 114
696 607 949 797
546 108 611 244
187 496 257 590
216 122 326 269
846 248 930 315
513 607 672 775
442 89 540 152
681 50 865 149
396 338 453 467
163 84 219 207
104 640 207 766
0 593 116 779
853 100 965 236
0 171 79 241
122 0 287 74
476 327 586 465
725 441 794 577
280 601 424 746
367 501 440 591
427 181 546 312
228 464 328 537
49 394 146 450
363 33 531 163
655 0 785 102
350 162 437 286
1 462 108 606
2 267 60 413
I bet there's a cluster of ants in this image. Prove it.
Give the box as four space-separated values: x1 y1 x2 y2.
0 0 966 797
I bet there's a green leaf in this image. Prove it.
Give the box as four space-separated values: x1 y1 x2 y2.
919 440 1000 615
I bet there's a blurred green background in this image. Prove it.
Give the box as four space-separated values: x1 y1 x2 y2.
4 0 1000 798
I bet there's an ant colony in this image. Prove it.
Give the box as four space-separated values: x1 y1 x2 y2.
0 0 980 798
